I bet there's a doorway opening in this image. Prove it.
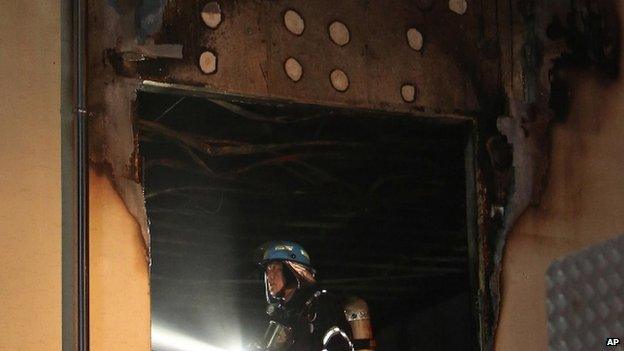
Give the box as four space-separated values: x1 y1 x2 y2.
137 89 477 351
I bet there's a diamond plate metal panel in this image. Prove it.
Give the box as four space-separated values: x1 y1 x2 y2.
547 234 624 351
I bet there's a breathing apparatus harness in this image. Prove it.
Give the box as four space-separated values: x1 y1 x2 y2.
252 241 365 351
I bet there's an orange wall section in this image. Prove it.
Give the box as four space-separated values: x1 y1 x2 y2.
89 168 151 351
0 0 62 350
495 67 624 350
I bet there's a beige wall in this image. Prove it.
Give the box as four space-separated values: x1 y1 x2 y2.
0 2 151 350
89 167 151 351
0 1 62 350
495 69 624 350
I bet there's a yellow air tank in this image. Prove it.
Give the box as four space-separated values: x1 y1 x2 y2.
343 296 376 351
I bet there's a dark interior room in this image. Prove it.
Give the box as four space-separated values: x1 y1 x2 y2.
138 91 476 351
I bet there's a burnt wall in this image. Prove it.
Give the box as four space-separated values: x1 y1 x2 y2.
99 0 501 115
496 68 624 351
89 168 151 351
495 1 624 350
86 0 509 348
86 0 505 263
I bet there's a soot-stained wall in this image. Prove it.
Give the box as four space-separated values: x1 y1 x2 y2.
89 168 151 351
90 0 597 349
87 3 505 345
495 1 624 349
496 52 624 351
87 0 505 264
87 0 505 223
96 0 500 115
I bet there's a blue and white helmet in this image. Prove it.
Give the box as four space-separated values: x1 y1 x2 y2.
256 241 317 303
257 240 314 271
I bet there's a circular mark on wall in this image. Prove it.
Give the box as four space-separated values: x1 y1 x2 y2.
328 21 350 46
401 84 417 102
330 69 349 92
284 9 305 35
406 28 423 51
449 0 468 15
284 57 303 82
199 51 218 74
201 2 222 29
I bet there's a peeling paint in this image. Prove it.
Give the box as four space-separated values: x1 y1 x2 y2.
88 0 153 253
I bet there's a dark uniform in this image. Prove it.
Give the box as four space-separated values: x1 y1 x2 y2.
253 241 354 351
274 286 353 351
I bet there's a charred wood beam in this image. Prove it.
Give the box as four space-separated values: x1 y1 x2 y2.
144 176 460 199
145 186 250 200
144 195 466 224
145 157 463 201
179 142 216 175
143 158 306 193
148 212 467 238
137 118 465 156
139 119 369 193
227 154 311 175
149 227 467 253
136 119 362 156
150 236 468 258
144 181 461 204
147 206 464 226
208 99 329 124
221 151 455 180
144 187 466 222
144 187 367 211
139 120 248 146
144 152 464 174
148 213 465 235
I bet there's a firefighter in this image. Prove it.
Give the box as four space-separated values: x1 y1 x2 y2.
252 241 354 351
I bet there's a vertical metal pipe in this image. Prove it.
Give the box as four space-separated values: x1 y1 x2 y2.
74 0 89 349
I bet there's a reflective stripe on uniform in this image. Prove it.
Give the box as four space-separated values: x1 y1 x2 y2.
322 326 354 351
